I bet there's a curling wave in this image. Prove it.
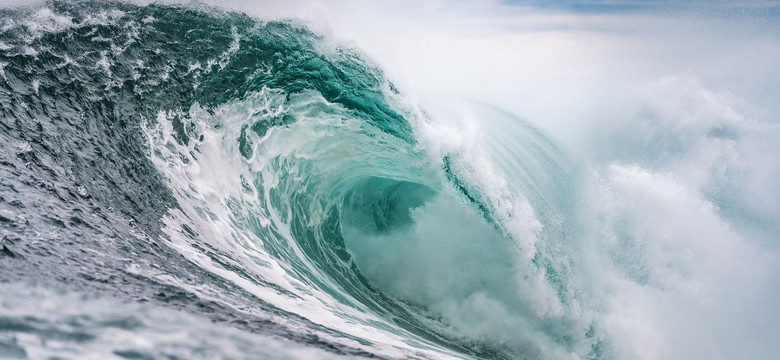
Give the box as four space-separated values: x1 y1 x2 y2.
2 1 777 360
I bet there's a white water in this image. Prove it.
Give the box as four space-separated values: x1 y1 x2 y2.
3 1 777 359
0 283 342 360
135 1 780 358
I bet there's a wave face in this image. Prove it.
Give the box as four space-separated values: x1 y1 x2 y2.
1 1 776 359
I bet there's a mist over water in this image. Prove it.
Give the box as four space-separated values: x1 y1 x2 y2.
1 1 779 359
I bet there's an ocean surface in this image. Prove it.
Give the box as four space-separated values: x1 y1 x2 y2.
1 1 778 359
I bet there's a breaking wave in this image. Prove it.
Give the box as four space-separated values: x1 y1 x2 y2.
1 2 777 359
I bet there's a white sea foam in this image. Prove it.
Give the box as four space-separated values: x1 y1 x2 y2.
0 282 343 360
142 89 468 359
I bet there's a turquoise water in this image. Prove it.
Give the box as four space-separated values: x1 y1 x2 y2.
1 1 778 359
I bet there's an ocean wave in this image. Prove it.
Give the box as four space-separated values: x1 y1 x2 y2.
1 1 778 359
